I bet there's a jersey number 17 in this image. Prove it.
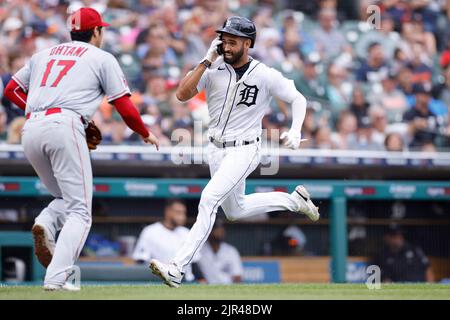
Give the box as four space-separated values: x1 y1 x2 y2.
40 59 76 87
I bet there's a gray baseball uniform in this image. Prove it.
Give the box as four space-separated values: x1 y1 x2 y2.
14 40 130 286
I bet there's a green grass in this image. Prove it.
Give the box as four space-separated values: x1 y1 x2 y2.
1 283 449 300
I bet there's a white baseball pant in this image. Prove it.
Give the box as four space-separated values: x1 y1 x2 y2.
22 110 92 286
173 141 298 271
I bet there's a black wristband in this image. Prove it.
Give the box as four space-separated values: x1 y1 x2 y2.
200 59 212 68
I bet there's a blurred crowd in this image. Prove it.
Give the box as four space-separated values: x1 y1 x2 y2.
1 0 450 152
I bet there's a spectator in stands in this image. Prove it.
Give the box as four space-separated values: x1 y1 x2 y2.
350 85 370 128
371 224 434 282
382 0 409 33
410 0 441 36
142 70 171 116
432 64 450 106
384 132 405 151
355 13 400 60
254 27 285 67
312 8 351 61
279 26 303 71
232 0 258 19
133 199 205 282
6 116 25 144
357 105 388 151
325 64 353 119
92 100 126 145
2 53 28 124
369 72 409 123
356 42 390 84
137 23 178 67
408 13 437 57
281 10 316 58
0 16 24 53
295 58 326 101
403 84 440 150
181 16 208 69
398 18 435 62
0 105 7 142
198 219 243 284
313 125 335 149
397 66 415 96
331 110 358 149
391 47 410 74
408 43 433 86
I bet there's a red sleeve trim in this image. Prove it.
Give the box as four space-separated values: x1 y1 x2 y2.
4 79 27 111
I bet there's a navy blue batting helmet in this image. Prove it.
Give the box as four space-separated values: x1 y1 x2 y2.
216 16 256 48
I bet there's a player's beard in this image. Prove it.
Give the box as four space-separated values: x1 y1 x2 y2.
224 45 244 65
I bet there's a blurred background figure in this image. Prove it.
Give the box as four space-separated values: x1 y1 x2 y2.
403 84 441 151
133 199 205 282
312 8 351 61
268 224 308 256
371 224 434 283
198 219 243 284
6 116 25 144
0 105 7 142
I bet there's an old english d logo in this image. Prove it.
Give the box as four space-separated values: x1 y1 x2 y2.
237 82 259 107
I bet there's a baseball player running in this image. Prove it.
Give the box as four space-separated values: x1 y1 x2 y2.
150 16 319 288
3 7 159 291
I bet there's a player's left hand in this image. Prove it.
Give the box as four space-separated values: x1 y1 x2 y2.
143 132 160 151
280 129 304 149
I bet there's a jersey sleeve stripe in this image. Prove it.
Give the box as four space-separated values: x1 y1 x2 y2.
13 86 27 106
12 76 28 91
107 90 131 102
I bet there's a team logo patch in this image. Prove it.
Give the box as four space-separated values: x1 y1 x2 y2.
237 82 259 107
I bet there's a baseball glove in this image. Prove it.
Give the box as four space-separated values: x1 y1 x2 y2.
85 120 102 151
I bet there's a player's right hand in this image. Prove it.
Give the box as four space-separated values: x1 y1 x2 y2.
143 132 160 150
280 129 305 149
204 37 222 63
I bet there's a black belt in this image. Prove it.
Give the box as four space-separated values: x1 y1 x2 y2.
209 136 260 148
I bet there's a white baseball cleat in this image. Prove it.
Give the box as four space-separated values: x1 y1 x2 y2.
149 259 184 288
44 282 80 292
32 224 55 268
291 185 320 221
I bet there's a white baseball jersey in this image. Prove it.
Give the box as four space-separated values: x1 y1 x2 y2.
133 222 200 281
133 222 199 263
13 40 130 120
173 59 304 272
197 58 301 141
198 242 243 284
